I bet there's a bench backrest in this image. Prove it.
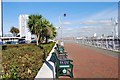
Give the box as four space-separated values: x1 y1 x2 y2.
52 52 71 66
52 52 60 66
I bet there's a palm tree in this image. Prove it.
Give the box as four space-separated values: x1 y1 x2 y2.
41 18 57 43
28 15 42 45
42 23 57 43
10 27 19 37
50 24 57 39
43 27 52 43
40 18 50 42
28 14 57 44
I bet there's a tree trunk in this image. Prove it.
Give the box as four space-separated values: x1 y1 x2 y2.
38 35 42 44
37 35 40 45
45 36 48 43
13 32 16 37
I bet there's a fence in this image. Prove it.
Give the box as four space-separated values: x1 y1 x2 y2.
76 37 120 52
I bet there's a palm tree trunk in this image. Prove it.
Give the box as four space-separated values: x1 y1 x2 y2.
37 35 40 45
46 36 48 43
38 34 42 44
13 32 15 37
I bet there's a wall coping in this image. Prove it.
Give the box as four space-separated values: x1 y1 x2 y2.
35 42 57 79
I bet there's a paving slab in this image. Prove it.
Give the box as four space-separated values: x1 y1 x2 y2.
64 43 118 78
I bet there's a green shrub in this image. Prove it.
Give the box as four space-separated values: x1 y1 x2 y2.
2 42 55 79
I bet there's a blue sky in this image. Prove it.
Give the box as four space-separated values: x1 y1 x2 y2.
2 0 120 2
3 2 118 37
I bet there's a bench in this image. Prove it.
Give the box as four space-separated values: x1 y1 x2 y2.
55 44 68 55
55 47 68 60
52 52 73 78
56 44 64 53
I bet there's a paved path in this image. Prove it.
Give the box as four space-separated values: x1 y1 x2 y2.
64 43 118 78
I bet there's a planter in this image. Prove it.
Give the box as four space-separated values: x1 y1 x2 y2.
35 42 56 79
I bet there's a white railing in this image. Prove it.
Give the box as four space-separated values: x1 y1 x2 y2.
76 37 120 52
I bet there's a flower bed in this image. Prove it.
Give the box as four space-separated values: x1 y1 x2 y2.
2 42 55 79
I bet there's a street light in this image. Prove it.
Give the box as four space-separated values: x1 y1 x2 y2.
1 1 3 37
58 13 66 42
111 18 118 50
111 18 118 37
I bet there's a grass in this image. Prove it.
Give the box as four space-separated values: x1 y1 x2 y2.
2 42 55 79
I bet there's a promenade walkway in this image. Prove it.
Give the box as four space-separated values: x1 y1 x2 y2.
63 42 118 78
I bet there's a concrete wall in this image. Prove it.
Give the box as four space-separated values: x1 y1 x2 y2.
35 42 56 79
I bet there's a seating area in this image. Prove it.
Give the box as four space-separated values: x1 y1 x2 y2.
51 43 74 78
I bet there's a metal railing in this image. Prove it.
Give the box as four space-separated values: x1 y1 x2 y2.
76 37 120 52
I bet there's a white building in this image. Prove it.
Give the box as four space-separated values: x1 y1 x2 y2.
19 14 31 42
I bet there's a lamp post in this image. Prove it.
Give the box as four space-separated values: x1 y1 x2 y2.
111 18 118 50
111 18 118 37
0 0 2 63
58 13 66 42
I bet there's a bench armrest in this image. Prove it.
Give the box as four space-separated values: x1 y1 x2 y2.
60 59 73 62
59 59 73 65
59 54 67 56
59 52 68 55
67 60 73 62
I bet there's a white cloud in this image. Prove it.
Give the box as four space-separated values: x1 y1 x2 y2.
76 6 117 37
63 21 71 25
80 19 112 25
77 25 115 37
85 6 118 20
60 22 116 37
64 28 73 31
56 5 118 38
57 21 116 38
